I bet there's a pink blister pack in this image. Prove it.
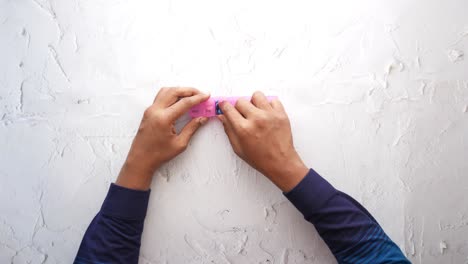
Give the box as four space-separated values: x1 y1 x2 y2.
189 96 278 118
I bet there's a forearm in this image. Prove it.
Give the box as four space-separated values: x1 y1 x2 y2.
74 184 150 264
285 169 410 264
74 87 209 263
116 160 155 191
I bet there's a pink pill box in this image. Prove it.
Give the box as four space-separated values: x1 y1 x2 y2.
189 96 278 118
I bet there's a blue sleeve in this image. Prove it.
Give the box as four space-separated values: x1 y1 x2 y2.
74 183 150 264
285 169 410 264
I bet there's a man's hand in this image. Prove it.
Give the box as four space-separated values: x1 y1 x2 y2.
218 91 308 192
116 87 210 190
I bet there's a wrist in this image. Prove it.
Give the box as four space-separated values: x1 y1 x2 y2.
125 151 160 175
115 158 159 191
267 155 309 192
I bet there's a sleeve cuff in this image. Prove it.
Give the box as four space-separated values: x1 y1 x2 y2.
100 183 151 221
284 168 338 217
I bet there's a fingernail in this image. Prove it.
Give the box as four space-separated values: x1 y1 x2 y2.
200 90 211 96
202 92 211 101
219 101 229 110
199 117 208 125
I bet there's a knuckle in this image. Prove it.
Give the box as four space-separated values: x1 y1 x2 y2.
257 120 267 128
180 144 188 152
222 102 232 112
277 113 289 122
252 116 264 125
180 97 195 105
261 112 271 120
145 108 168 124
265 113 275 122
253 113 269 125
179 97 189 106
252 91 264 98
181 97 195 106
157 116 169 125
143 107 155 118
187 96 198 105
235 98 247 107
237 123 251 135
176 140 188 151
167 87 177 96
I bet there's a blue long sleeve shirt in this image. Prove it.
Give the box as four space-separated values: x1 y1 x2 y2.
74 169 410 263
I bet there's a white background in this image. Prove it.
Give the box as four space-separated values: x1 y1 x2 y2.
0 0 467 263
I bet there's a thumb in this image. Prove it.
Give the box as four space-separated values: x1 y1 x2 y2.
218 115 241 154
178 117 208 147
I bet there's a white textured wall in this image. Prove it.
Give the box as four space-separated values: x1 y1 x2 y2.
1 0 467 263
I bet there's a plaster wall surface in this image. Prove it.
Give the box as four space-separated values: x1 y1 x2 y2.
0 0 467 263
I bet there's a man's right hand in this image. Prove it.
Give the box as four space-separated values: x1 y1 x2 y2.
218 91 308 192
117 87 210 191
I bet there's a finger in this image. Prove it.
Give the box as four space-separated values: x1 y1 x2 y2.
217 114 227 124
218 115 241 152
271 98 286 113
154 87 201 106
235 98 259 118
219 101 245 126
177 117 208 148
167 93 210 120
251 91 272 110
